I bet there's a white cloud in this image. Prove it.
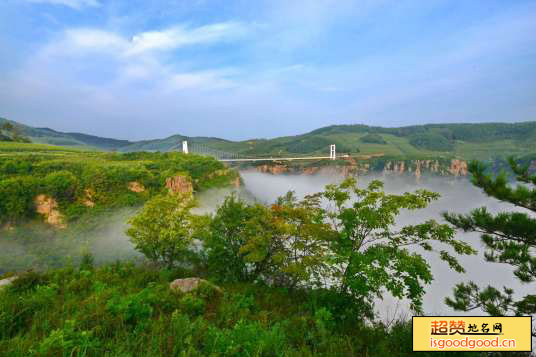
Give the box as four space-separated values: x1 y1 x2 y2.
25 0 100 10
31 21 249 92
166 71 236 91
43 22 247 58
64 28 126 51
33 23 245 93
127 22 247 55
39 28 127 58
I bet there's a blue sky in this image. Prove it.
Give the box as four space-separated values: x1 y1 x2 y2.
1 0 535 140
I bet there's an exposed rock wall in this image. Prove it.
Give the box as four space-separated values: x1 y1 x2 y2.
231 176 241 188
82 188 96 207
250 158 469 181
449 159 468 177
128 181 145 193
256 164 289 175
35 194 66 228
166 175 193 195
0 276 17 290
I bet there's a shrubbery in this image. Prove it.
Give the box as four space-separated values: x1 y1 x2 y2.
3 154 522 355
0 261 450 355
127 177 475 319
127 194 199 269
44 170 79 203
0 151 238 225
0 176 39 224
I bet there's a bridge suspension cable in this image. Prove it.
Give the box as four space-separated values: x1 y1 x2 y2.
172 140 338 162
171 140 243 160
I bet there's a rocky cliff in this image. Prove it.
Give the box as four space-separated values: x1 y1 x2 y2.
248 158 469 181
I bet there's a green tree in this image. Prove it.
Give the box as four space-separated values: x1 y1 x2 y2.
443 159 536 333
205 179 475 316
205 193 333 287
321 178 475 316
127 194 196 269
268 191 334 289
205 195 278 282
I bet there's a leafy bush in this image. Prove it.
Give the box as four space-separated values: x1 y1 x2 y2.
8 271 49 294
218 292 257 324
0 151 236 225
32 320 99 356
0 260 463 355
204 319 287 355
179 294 205 316
44 170 79 203
127 194 198 269
0 176 39 224
106 287 157 326
205 195 267 282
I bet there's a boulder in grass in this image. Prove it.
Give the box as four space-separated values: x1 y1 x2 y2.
0 276 17 290
169 278 222 295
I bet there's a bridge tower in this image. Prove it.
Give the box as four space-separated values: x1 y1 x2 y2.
330 144 336 160
182 140 189 154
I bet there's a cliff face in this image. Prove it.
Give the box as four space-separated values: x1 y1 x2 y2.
166 175 193 195
250 158 469 181
256 165 289 175
35 195 66 228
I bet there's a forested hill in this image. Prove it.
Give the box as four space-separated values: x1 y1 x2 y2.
1 117 535 160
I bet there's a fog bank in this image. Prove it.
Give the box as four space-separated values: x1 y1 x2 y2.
240 172 534 319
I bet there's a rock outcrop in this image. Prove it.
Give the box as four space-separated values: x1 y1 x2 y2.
169 278 222 294
205 169 241 188
449 159 468 177
128 181 145 193
231 176 241 188
256 164 288 175
82 188 95 207
35 194 66 228
248 158 468 182
382 159 467 179
0 276 17 290
166 175 193 195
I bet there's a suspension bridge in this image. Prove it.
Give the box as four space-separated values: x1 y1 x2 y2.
171 140 346 162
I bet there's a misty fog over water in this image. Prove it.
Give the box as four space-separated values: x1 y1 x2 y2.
1 171 533 322
240 172 534 320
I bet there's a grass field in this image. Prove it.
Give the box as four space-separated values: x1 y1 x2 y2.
0 141 96 154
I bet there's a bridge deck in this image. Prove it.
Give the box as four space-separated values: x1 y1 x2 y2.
219 153 384 162
219 155 338 162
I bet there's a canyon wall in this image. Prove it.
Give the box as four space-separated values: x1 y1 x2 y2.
248 158 469 181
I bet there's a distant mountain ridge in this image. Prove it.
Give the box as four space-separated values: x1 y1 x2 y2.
1 117 535 161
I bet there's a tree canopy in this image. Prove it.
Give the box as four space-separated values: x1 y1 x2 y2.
443 158 536 335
